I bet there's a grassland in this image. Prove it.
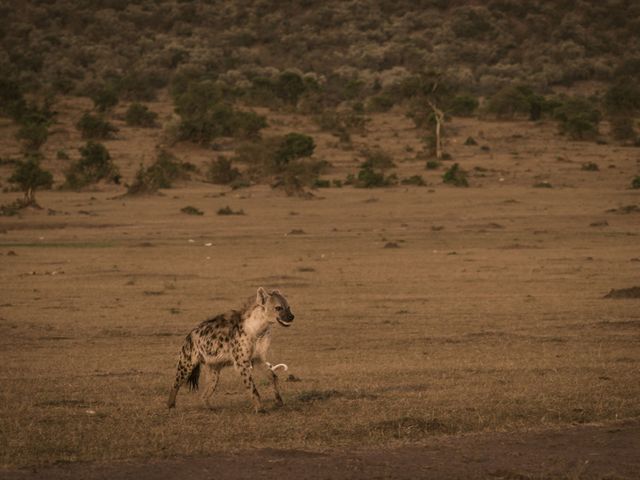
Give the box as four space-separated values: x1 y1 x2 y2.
1 93 639 477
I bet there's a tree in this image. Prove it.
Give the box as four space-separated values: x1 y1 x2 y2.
8 155 53 205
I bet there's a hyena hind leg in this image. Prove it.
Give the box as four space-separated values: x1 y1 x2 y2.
202 365 221 408
167 359 200 409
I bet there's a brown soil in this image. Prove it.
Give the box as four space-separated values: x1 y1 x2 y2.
2 420 638 480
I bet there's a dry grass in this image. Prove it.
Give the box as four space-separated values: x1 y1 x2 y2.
1 101 639 470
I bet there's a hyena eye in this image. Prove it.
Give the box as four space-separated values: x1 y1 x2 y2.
275 306 283 311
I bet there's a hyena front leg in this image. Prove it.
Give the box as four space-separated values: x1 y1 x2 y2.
202 365 221 408
235 358 263 413
257 361 283 406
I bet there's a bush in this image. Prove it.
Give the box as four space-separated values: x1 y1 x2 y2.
604 80 640 116
449 94 479 116
0 77 27 120
442 163 469 187
426 160 442 170
360 148 395 170
631 176 640 189
217 206 245 215
206 157 241 184
76 112 118 140
173 80 266 144
554 96 601 140
64 142 119 189
91 85 119 112
610 116 636 141
127 150 191 194
273 133 316 169
181 206 203 216
8 154 53 204
125 103 158 127
401 175 426 186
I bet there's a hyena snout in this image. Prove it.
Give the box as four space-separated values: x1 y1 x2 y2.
277 310 295 326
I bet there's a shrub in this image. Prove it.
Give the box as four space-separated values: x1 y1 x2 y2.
14 100 56 152
401 175 426 186
217 206 245 215
274 71 306 105
0 77 27 120
76 112 118 140
8 154 53 204
16 119 49 152
442 163 469 187
64 142 119 189
173 79 266 144
181 206 203 215
206 157 241 184
604 80 640 116
273 133 316 169
360 148 395 171
449 94 479 116
426 160 442 170
554 96 601 140
125 103 158 127
581 162 599 171
127 150 191 194
367 94 395 113
91 85 119 112
610 116 636 141
632 176 640 189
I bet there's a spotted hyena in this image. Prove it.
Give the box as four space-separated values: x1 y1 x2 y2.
167 287 295 413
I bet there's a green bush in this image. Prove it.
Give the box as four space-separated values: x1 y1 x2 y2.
173 80 266 144
426 160 442 170
8 154 53 204
273 133 316 169
610 116 636 141
64 142 119 189
554 96 601 140
360 148 395 171
604 80 640 116
125 103 158 127
401 175 426 186
0 77 27 120
90 85 119 112
76 112 118 140
631 176 640 189
449 94 479 116
206 157 241 184
127 150 191 194
442 163 469 187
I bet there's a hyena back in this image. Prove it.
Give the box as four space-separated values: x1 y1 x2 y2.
167 287 294 413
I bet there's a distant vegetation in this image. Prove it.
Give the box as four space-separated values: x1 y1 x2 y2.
2 1 639 101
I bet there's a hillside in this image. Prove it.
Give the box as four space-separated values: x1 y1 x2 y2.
2 0 640 97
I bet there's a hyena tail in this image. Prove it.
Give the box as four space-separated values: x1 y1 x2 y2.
168 334 199 409
186 363 200 391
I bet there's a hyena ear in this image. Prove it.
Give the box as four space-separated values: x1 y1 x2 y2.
256 287 269 305
271 289 282 296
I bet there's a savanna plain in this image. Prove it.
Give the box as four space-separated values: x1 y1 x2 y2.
1 99 640 479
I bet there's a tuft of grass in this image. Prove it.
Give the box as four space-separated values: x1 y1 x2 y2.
217 206 245 216
533 181 553 188
581 162 599 171
442 163 469 187
180 206 204 216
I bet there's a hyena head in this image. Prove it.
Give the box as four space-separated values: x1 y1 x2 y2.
256 287 295 327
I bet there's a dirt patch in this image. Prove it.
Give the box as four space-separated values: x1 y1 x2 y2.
2 420 638 480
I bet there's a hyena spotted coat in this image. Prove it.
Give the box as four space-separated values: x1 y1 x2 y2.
167 287 294 413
